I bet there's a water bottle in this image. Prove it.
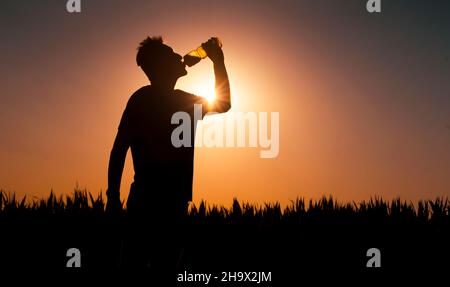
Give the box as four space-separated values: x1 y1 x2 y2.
183 37 222 67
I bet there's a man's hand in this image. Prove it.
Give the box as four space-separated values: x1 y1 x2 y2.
106 190 123 216
202 37 224 64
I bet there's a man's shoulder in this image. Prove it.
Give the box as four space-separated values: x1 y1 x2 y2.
174 89 208 107
174 89 197 99
127 86 151 106
132 85 152 98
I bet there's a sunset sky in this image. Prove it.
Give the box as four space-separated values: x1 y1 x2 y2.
1 0 449 206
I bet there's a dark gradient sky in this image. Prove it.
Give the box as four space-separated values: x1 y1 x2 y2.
1 0 449 206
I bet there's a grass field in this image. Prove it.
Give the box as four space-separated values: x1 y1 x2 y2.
1 188 449 280
2 188 449 223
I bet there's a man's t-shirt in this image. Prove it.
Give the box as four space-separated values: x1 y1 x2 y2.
118 85 208 204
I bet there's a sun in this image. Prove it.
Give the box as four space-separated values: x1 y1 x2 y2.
195 83 216 103
176 66 216 103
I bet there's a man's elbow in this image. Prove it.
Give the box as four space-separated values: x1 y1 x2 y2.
215 101 231 113
221 102 232 113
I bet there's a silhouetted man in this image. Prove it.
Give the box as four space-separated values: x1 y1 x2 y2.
106 36 230 272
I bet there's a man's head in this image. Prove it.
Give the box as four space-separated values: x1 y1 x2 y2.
136 36 187 86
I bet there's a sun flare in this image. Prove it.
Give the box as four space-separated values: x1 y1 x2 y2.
195 84 216 103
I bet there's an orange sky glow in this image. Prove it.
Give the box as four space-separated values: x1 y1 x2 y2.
1 1 449 207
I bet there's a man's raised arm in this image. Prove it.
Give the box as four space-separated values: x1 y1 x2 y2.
203 38 231 113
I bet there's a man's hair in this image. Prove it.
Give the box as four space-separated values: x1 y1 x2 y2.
136 36 164 68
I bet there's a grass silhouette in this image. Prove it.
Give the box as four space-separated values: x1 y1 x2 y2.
0 188 449 274
1 188 449 220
